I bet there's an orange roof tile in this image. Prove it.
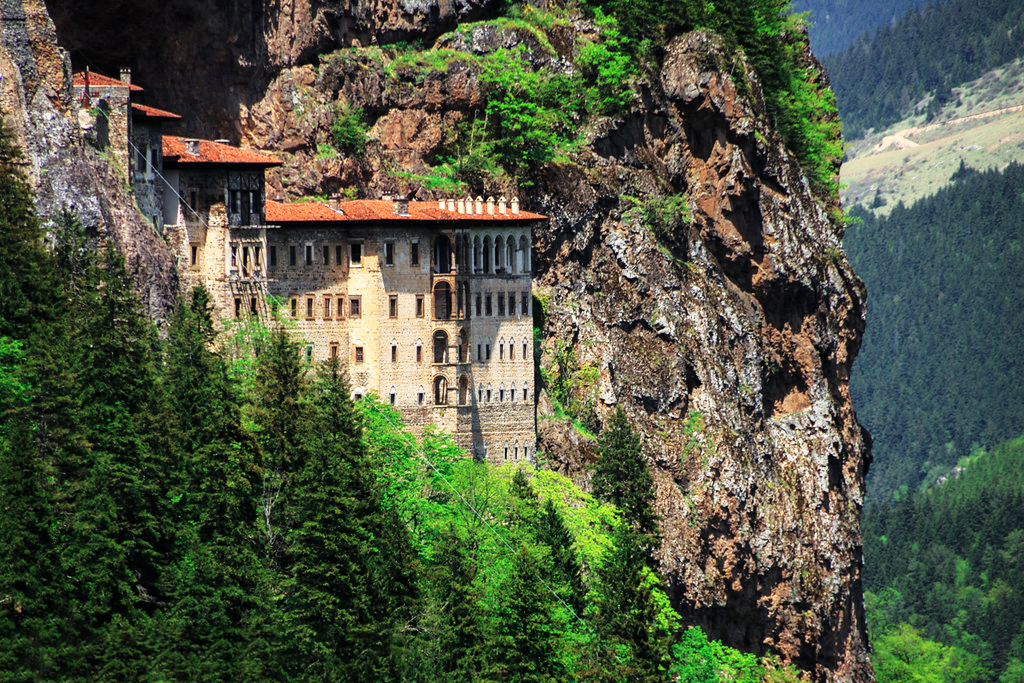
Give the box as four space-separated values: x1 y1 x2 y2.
162 136 282 167
131 103 181 119
73 71 144 92
265 199 546 223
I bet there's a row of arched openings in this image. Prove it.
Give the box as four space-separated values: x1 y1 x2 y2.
423 376 531 406
434 234 531 275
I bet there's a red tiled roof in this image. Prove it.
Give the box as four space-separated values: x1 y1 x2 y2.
162 136 282 167
73 72 144 92
266 199 546 223
131 103 181 119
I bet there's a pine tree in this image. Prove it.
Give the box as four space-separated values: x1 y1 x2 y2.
587 525 674 683
431 525 487 683
487 547 567 683
592 407 659 538
537 498 587 615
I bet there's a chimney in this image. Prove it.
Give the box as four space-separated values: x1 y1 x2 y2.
393 195 410 216
486 196 495 215
475 196 483 214
446 198 455 212
185 139 200 156
457 198 465 214
498 196 507 215
438 199 445 209
511 197 520 214
120 68 132 85
329 193 341 211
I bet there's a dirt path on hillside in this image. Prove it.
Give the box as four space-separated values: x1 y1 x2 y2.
868 104 1024 154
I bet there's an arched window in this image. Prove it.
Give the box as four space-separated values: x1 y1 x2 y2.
499 337 505 360
510 382 517 402
434 235 452 274
433 330 449 364
417 386 425 405
486 384 492 402
461 235 471 272
434 281 452 319
495 235 505 272
459 374 469 405
434 375 448 405
483 236 491 272
499 382 505 402
507 238 516 274
478 383 484 403
523 381 529 402
509 338 515 361
519 235 530 273
474 235 482 272
389 386 397 406
514 441 519 460
504 443 509 460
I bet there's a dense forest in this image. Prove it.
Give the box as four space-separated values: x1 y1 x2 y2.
0 117 807 679
844 163 1024 502
863 436 1024 682
822 0 1024 138
791 0 932 57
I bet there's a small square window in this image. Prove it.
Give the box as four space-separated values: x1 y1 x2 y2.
389 295 398 318
416 295 424 318
391 345 397 362
351 243 362 266
355 346 364 363
289 246 297 266
305 245 313 266
350 296 361 318
411 242 419 266
323 245 330 265
306 297 314 319
385 242 394 266
269 245 277 267
336 245 344 266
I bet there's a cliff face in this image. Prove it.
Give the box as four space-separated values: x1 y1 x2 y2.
26 1 870 679
1 0 177 319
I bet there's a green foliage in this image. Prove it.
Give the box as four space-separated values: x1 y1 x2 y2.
864 436 1024 680
542 339 599 433
845 164 1024 501
672 626 763 682
623 193 690 246
330 102 369 157
575 8 636 115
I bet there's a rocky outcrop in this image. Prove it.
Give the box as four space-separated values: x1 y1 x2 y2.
1 0 176 320
23 1 871 679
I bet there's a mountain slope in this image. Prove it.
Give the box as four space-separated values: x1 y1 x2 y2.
791 0 932 57
844 163 1024 502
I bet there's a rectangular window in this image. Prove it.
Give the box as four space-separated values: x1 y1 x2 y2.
350 243 362 266
305 346 313 364
323 245 330 265
500 344 504 360
324 296 331 318
522 293 530 316
306 297 314 319
389 295 398 318
391 345 397 362
241 245 250 275
511 387 516 402
188 189 198 214
355 346 364 363
411 242 419 266
418 389 424 405
269 245 277 267
485 294 492 317
250 297 257 315
523 341 528 359
305 244 313 266
509 293 516 316
416 345 422 363
290 298 297 318
498 293 505 317
385 242 394 266
336 245 344 266
330 343 339 360
234 297 241 318
289 245 297 266
230 244 238 268
415 295 424 318
230 189 240 214
487 387 492 402
390 391 396 406
349 296 361 318
475 293 482 317
336 294 345 319
486 344 491 360
190 244 198 267
510 343 515 361
254 246 261 271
